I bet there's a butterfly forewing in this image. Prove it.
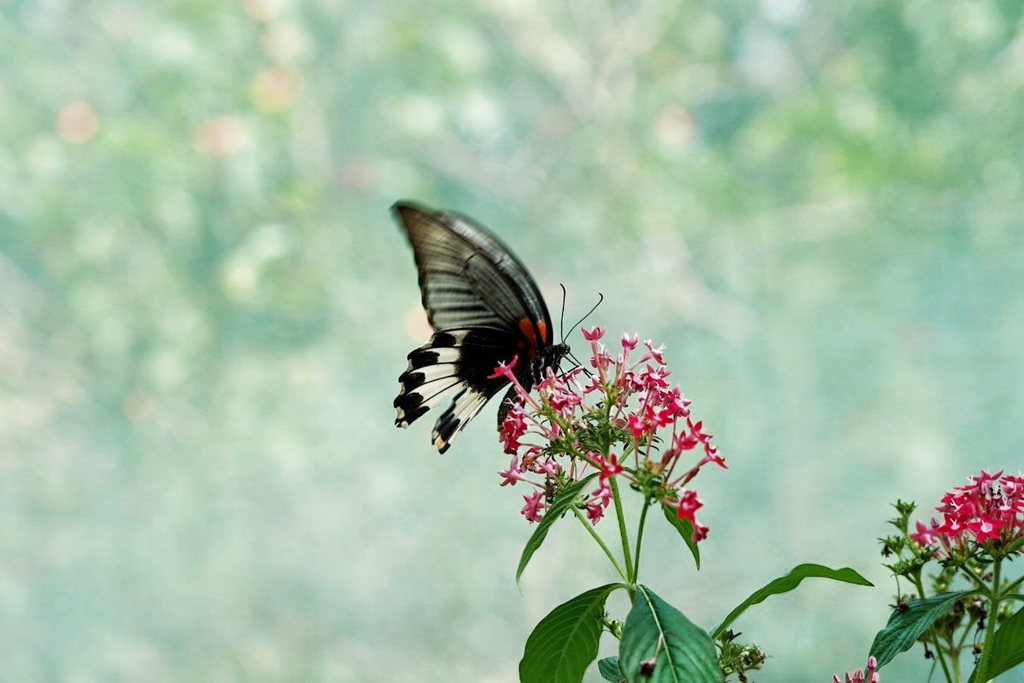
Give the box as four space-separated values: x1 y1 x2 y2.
394 203 553 334
392 202 567 452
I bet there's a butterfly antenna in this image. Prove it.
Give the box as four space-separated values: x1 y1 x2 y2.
562 291 604 380
564 292 604 341
559 284 568 341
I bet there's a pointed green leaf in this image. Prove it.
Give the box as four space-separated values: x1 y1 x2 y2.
519 583 624 683
869 591 972 667
619 585 722 683
712 564 873 639
968 604 1024 682
598 656 624 682
661 504 700 570
517 474 597 582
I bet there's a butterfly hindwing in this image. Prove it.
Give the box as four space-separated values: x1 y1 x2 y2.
392 202 568 452
395 328 519 453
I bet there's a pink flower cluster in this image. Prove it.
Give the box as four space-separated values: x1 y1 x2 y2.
833 656 879 683
909 470 1024 554
495 328 724 541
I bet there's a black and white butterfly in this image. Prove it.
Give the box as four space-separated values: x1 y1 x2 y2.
393 201 569 453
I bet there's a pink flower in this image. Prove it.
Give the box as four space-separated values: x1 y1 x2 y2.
627 414 647 441
1002 474 1024 498
673 430 698 452
972 469 1003 496
642 340 666 365
538 457 561 476
909 519 939 546
702 446 727 469
521 490 546 523
488 355 519 381
499 404 530 455
834 656 880 683
676 490 703 523
650 408 674 429
641 365 670 389
967 514 1005 543
548 382 583 415
499 457 525 486
912 470 1024 553
591 481 613 508
591 347 613 374
495 330 722 539
596 453 624 482
669 390 691 417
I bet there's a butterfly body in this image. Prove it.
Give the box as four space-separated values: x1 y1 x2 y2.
392 202 568 453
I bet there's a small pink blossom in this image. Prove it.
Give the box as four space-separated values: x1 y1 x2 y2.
973 469 1003 496
582 326 606 341
834 656 880 683
499 457 525 486
590 481 613 508
967 515 1005 543
538 458 561 476
627 414 647 441
909 519 939 546
597 453 624 482
676 490 703 523
499 404 530 455
488 355 519 381
669 391 691 418
521 490 546 523
642 365 670 389
642 340 666 365
591 347 613 374
702 446 727 469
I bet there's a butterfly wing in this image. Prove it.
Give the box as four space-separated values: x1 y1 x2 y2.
393 202 554 335
392 201 558 453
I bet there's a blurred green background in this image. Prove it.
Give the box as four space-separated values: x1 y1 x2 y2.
3 0 1024 680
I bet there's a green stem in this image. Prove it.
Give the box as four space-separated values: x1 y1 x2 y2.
631 499 652 584
974 558 1003 683
571 506 628 581
938 635 956 683
909 572 955 683
1002 572 1024 594
957 563 990 591
609 477 634 582
952 617 976 676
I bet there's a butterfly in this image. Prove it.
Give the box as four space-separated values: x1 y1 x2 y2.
393 201 569 453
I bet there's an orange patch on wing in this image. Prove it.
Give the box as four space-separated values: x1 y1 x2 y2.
536 320 549 344
518 318 539 358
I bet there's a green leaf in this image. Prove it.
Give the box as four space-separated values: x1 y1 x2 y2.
869 591 972 667
516 475 596 582
660 504 700 570
968 604 1024 682
619 585 723 683
712 564 873 639
597 656 624 682
519 583 624 683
